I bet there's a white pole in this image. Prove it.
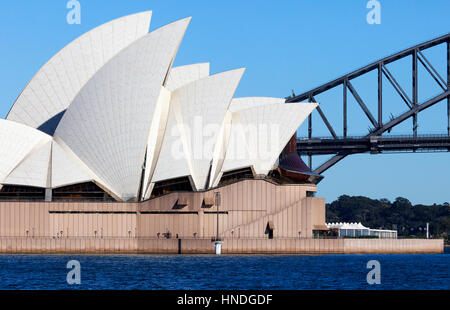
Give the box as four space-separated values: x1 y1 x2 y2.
214 192 222 255
426 222 429 239
215 241 223 255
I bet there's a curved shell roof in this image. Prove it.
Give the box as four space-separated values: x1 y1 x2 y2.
152 68 245 191
235 102 317 175
0 119 52 185
209 97 287 186
210 99 318 186
3 140 52 188
0 126 105 190
6 11 152 132
54 18 191 200
50 137 100 189
141 63 210 197
165 63 210 91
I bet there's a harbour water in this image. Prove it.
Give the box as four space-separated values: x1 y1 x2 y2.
0 248 448 290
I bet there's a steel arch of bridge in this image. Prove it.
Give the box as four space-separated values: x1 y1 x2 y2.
286 33 450 176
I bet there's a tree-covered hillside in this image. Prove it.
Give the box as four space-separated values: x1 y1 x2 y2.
326 195 449 241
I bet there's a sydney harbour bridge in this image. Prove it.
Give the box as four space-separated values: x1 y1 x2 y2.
288 33 450 177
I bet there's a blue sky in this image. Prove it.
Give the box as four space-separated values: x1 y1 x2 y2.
0 0 449 205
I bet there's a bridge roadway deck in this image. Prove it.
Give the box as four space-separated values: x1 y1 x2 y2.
297 134 450 155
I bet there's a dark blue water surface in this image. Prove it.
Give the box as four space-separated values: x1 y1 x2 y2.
0 248 448 290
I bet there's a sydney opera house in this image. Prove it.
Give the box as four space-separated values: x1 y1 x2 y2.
2 11 438 254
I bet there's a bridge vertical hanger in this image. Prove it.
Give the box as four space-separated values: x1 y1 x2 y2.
308 96 313 169
448 40 450 136
413 49 418 138
378 64 383 128
343 79 348 138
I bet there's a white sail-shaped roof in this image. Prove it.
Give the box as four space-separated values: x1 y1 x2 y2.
0 123 114 190
142 64 210 199
209 97 287 187
142 63 209 199
177 68 245 190
152 68 245 191
3 141 52 188
6 11 152 132
0 120 52 185
150 93 191 187
165 63 210 91
218 112 253 172
50 139 96 189
234 102 317 175
141 86 172 199
208 110 234 188
1 135 112 191
210 101 317 186
54 18 191 200
142 64 210 198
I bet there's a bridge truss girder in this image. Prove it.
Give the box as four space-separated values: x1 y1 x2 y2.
286 33 450 176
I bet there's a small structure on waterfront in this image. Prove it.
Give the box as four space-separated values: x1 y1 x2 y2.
326 222 398 239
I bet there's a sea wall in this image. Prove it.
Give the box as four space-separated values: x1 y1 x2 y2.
0 237 443 254
221 238 443 254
